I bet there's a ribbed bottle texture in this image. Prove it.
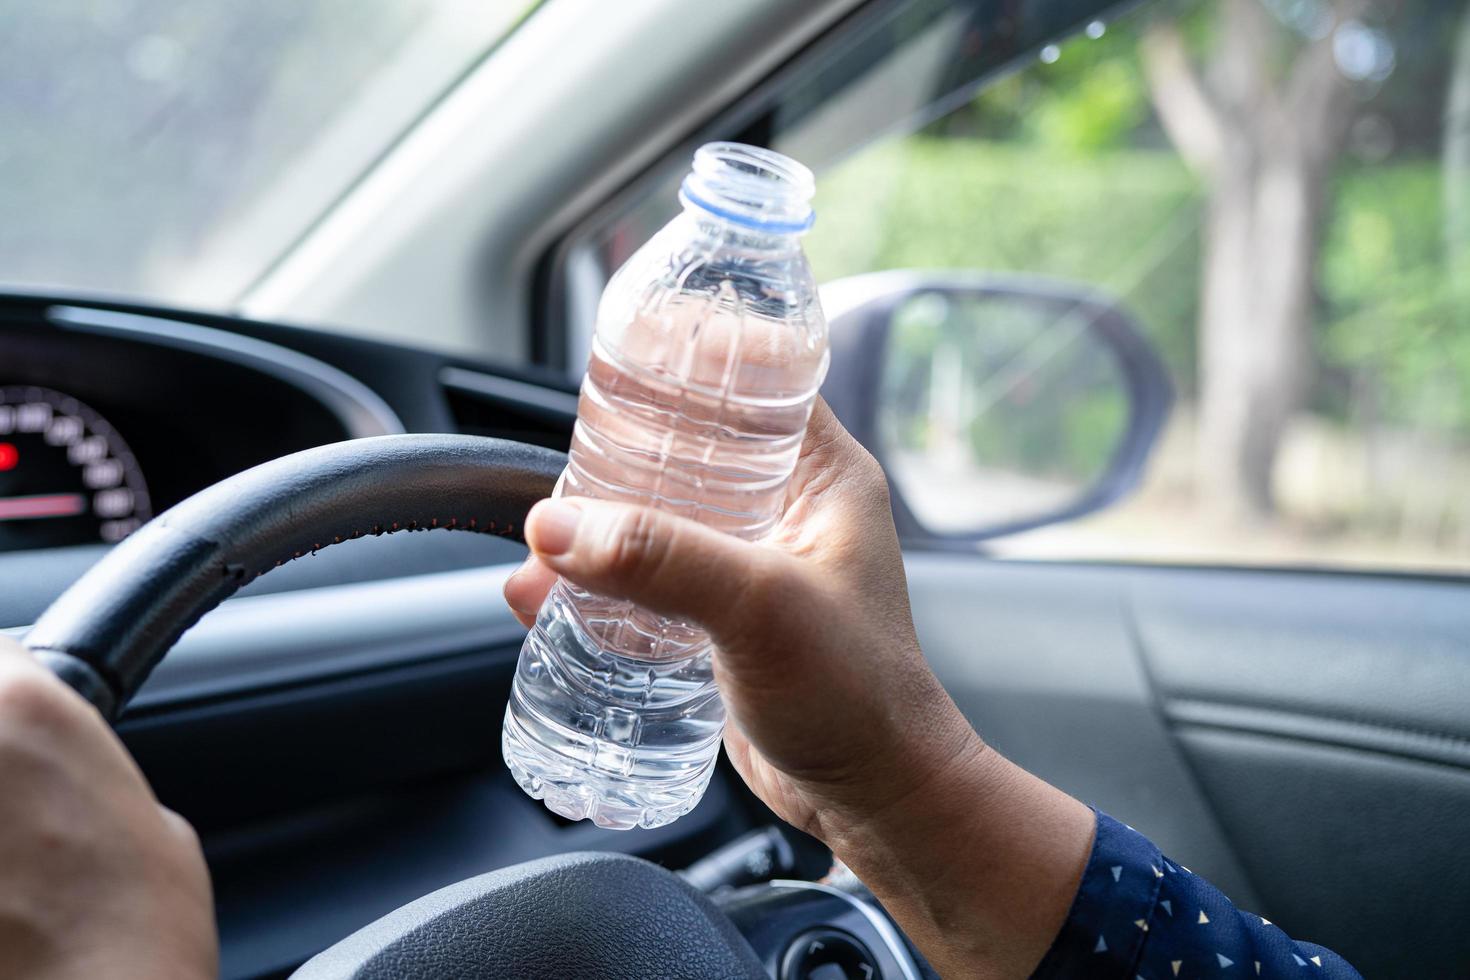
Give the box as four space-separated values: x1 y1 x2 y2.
503 144 828 829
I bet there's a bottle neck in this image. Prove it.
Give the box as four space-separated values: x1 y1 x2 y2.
681 205 804 255
678 142 815 242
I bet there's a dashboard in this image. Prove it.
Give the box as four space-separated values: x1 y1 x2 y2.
0 294 771 979
0 383 153 550
0 291 578 629
0 302 399 552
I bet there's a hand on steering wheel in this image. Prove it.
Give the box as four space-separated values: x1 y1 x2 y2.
0 636 216 980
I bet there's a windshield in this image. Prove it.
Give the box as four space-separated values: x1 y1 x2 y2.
0 1 529 309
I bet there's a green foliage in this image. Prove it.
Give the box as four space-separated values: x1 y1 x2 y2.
963 385 1126 480
806 138 1203 388
810 0 1470 472
1320 164 1469 437
808 141 1463 436
1030 58 1151 153
940 16 1155 151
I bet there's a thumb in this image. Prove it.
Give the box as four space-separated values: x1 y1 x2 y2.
523 497 792 646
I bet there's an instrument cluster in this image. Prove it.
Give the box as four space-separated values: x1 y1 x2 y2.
1 300 402 553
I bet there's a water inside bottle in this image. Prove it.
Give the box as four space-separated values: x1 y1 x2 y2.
503 297 824 828
503 143 827 830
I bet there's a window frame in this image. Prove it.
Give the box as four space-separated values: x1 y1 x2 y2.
531 0 1136 374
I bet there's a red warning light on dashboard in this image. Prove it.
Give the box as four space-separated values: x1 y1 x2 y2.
0 443 17 472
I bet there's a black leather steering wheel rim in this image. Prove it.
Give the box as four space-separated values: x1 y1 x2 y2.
20 433 772 978
23 434 566 720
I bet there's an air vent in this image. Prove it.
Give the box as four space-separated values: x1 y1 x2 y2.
440 366 576 452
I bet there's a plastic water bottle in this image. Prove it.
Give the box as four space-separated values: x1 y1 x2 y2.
502 143 829 829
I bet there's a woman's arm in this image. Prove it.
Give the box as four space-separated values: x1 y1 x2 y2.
507 399 1362 979
1036 811 1361 979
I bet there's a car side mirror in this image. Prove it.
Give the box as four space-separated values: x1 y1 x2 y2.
821 272 1173 548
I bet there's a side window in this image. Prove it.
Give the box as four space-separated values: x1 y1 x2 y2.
552 0 1469 575
803 0 1466 574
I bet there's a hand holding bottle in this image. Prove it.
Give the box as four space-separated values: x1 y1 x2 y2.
506 399 1096 980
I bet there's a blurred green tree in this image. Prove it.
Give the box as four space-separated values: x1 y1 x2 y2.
1140 0 1369 519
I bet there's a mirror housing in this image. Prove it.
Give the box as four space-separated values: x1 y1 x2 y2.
821 271 1172 548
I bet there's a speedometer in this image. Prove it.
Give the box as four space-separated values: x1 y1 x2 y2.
0 386 152 551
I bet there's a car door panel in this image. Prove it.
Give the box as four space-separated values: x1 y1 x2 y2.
1175 730 1469 979
1134 571 1470 751
906 554 1470 977
904 556 1262 906
1134 570 1470 978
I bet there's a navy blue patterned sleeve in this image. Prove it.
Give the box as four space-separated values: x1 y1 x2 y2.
1032 811 1362 979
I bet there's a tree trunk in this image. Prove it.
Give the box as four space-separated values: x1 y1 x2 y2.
1196 148 1325 517
1142 0 1354 520
1446 3 1470 279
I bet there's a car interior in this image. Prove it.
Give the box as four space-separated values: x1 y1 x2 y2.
3 0 1467 976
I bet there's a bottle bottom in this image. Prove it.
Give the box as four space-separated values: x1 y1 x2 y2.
503 702 718 830
503 581 726 830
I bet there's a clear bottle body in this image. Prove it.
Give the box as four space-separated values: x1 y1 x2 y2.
503 145 828 829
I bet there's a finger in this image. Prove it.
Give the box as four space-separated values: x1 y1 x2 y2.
158 805 205 853
523 497 794 644
722 723 753 774
787 397 885 508
0 634 83 710
504 555 557 628
0 633 50 668
797 396 851 470
0 637 107 722
0 639 71 747
0 635 157 797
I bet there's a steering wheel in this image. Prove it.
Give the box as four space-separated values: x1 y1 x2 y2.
20 434 770 979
